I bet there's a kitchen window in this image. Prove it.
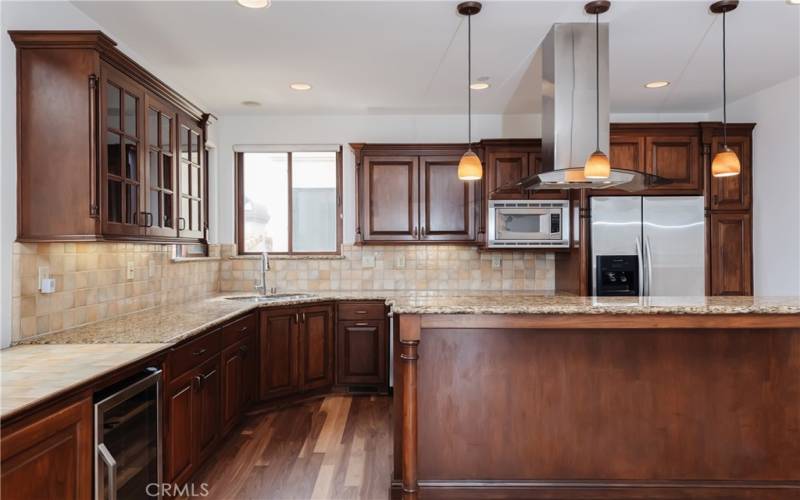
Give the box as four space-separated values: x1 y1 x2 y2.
235 148 342 255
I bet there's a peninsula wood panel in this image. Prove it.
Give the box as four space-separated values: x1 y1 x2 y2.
362 156 419 241
420 156 475 241
415 327 800 482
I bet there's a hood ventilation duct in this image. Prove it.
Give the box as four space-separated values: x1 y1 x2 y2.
520 18 671 192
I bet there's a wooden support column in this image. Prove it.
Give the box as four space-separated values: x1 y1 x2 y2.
398 314 421 494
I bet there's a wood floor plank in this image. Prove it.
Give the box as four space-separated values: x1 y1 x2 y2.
184 395 392 500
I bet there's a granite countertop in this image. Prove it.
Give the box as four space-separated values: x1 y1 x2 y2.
15 291 800 346
1 343 165 418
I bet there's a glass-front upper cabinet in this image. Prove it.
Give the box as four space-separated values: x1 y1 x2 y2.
145 95 178 238
177 114 206 240
102 64 145 237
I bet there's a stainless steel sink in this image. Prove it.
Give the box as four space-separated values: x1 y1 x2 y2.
226 293 314 303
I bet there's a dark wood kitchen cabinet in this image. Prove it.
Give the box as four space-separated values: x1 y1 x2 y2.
609 135 645 172
1 396 93 500
11 31 208 243
260 303 334 401
165 329 222 485
420 156 476 241
352 144 477 244
708 134 753 211
336 302 389 392
709 212 753 296
485 149 529 199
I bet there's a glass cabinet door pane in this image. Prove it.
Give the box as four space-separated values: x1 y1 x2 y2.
180 127 189 160
147 109 158 147
191 167 199 197
161 115 172 149
191 200 200 231
107 84 121 130
126 184 138 224
181 198 189 230
149 190 160 226
163 193 173 228
148 151 158 188
191 132 201 164
124 92 138 136
163 156 172 191
180 164 189 195
107 133 122 176
125 140 138 180
108 181 122 222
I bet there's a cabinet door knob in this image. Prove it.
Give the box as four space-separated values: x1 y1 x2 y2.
412 226 418 237
301 312 306 323
192 348 207 357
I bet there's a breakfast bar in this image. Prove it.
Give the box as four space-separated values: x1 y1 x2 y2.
391 296 800 499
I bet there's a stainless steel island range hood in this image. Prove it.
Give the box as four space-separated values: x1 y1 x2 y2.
519 20 670 192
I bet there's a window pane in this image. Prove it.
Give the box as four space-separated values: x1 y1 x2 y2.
243 153 289 252
292 152 337 252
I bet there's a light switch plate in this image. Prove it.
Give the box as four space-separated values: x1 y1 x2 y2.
127 261 135 280
38 266 50 291
492 255 502 269
362 254 376 269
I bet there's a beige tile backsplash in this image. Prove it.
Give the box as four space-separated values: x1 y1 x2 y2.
219 244 554 294
11 242 554 343
11 242 221 342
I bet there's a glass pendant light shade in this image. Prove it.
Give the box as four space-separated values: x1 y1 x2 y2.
711 146 741 177
458 149 483 180
584 150 611 179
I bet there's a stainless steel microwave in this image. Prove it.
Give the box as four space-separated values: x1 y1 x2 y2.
487 200 570 248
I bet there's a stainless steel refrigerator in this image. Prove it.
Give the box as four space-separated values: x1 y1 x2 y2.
591 196 705 296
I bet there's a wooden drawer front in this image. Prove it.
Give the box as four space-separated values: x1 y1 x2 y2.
168 329 221 381
338 302 386 320
222 312 257 346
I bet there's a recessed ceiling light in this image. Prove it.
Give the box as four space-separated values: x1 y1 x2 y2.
290 83 312 91
644 80 670 89
470 82 490 90
241 100 261 107
236 0 270 8
787 0 800 5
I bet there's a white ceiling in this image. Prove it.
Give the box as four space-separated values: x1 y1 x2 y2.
72 0 800 116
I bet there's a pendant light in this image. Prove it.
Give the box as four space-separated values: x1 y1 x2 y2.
583 1 611 179
457 2 483 181
710 0 741 177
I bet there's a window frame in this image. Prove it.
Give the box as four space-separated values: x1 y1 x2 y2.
235 148 343 256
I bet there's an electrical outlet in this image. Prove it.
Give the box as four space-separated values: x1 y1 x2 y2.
395 254 406 269
127 261 135 281
492 255 502 269
38 266 50 288
362 254 376 269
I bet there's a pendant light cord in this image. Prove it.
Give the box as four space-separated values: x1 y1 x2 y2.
722 10 728 147
468 14 472 148
595 11 600 151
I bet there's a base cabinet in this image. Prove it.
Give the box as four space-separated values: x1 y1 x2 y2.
260 303 334 402
336 302 389 392
0 397 92 500
710 212 753 296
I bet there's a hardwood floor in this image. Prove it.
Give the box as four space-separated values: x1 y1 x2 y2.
182 394 393 500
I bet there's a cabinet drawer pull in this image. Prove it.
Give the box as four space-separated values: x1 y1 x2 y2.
294 313 300 324
355 310 367 315
301 312 306 323
240 326 248 334
178 217 187 231
192 348 207 357
355 322 369 327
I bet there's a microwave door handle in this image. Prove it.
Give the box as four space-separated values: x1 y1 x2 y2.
98 442 118 500
635 237 644 296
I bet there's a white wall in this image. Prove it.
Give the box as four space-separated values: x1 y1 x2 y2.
215 113 542 245
710 76 800 296
0 1 209 347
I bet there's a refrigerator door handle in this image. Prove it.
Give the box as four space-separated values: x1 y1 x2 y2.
635 237 644 296
644 236 653 296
